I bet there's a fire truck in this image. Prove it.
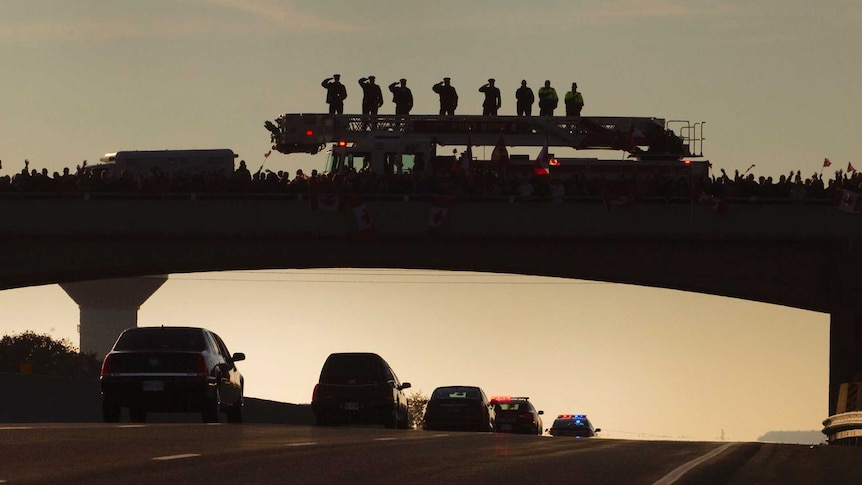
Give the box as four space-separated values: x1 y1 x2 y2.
264 114 708 179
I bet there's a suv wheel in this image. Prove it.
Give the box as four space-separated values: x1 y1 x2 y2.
202 386 221 423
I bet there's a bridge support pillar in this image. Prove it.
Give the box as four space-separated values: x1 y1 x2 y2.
60 275 168 360
830 305 862 414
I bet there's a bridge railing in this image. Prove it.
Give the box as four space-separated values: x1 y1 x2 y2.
0 191 836 207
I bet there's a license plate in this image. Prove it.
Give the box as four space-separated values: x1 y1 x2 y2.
142 380 164 392
344 402 359 411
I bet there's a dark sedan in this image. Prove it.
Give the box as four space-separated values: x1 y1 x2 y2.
491 396 544 435
422 385 494 432
100 326 245 423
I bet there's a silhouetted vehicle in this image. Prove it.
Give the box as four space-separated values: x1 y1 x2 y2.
99 326 245 424
548 414 601 438
422 385 495 432
311 352 411 428
490 396 544 435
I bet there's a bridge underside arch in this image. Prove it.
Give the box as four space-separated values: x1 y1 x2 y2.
0 234 832 314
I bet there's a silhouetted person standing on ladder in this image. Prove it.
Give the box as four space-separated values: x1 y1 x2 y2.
479 78 501 116
433 77 458 116
358 75 384 129
389 78 414 115
321 74 347 114
565 82 584 117
538 80 558 117
515 80 535 116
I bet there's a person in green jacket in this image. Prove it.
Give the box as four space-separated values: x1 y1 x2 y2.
538 80 558 117
565 82 584 117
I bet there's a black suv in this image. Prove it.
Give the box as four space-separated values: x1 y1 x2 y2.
311 352 411 428
100 326 245 423
491 396 544 435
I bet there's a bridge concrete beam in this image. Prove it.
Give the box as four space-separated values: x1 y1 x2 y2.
59 276 168 359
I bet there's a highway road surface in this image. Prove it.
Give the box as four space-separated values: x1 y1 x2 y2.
0 423 859 484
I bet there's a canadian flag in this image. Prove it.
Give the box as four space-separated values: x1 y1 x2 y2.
848 162 857 173
312 193 340 212
824 158 832 168
533 141 550 176
347 195 376 235
428 196 451 231
835 188 862 213
602 190 635 211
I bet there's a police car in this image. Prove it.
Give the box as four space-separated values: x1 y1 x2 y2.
548 414 600 438
490 396 543 435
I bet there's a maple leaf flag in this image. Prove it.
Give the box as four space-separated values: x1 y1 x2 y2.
824 158 832 168
849 161 857 173
428 196 451 232
835 188 862 213
313 193 340 212
347 195 376 235
264 150 272 158
533 140 550 176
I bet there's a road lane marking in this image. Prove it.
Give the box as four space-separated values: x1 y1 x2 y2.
373 437 397 441
0 426 33 430
152 453 201 461
653 443 735 485
432 434 450 438
118 425 146 428
285 442 317 447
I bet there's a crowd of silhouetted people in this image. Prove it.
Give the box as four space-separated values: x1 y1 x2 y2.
0 157 857 207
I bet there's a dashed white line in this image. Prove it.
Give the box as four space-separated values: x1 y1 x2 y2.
285 442 317 447
118 425 146 428
373 437 397 441
0 426 33 430
432 434 450 438
653 443 734 485
152 453 201 461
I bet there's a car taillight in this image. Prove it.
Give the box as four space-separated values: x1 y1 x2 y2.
99 355 113 377
194 355 208 376
312 384 320 402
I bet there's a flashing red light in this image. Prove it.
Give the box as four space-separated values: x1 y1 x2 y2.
306 130 314 137
549 158 560 167
684 159 691 165
490 396 511 403
337 140 347 147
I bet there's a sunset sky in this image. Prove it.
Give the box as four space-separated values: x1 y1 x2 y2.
1 0 857 442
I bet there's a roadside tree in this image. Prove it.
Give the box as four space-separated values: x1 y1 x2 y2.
407 390 429 429
0 331 100 377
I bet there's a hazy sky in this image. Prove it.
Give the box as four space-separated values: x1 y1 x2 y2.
0 0 852 441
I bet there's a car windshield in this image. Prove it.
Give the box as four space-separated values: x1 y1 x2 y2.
495 401 528 411
432 387 482 400
113 328 206 352
554 418 591 429
321 355 383 384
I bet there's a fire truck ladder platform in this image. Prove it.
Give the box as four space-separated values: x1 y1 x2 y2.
267 114 703 160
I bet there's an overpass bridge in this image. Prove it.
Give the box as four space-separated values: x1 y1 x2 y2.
0 193 859 418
